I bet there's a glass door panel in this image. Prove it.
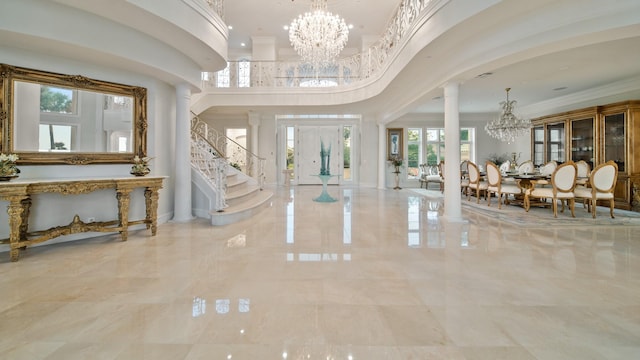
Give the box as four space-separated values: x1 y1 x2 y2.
604 113 625 172
533 126 544 166
570 118 594 169
546 122 565 163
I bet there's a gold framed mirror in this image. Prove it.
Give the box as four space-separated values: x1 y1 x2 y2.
0 63 147 164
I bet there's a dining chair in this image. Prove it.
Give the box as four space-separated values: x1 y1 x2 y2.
467 161 488 203
419 164 428 188
574 160 618 218
460 160 470 196
504 160 535 184
499 160 511 174
423 163 443 190
517 160 535 174
536 160 558 186
575 160 591 186
486 161 522 209
524 161 578 217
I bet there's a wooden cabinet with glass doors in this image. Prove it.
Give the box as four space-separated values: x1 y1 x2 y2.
531 101 640 211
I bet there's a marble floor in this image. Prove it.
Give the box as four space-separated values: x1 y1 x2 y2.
1 186 639 359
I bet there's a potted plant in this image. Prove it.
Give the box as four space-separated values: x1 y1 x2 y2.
0 153 20 181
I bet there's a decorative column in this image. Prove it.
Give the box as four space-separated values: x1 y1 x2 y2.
248 111 260 178
443 82 463 221
377 121 386 189
172 83 195 222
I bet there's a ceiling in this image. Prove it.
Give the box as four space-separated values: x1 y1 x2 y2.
222 0 640 117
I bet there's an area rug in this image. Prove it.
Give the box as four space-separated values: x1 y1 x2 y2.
409 188 640 227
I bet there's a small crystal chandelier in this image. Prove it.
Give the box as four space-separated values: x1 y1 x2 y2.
485 88 532 143
288 0 349 67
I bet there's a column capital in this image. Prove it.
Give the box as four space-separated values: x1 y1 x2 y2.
248 111 261 126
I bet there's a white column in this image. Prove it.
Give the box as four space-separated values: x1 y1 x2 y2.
443 82 463 221
377 122 387 189
248 111 260 177
172 84 194 222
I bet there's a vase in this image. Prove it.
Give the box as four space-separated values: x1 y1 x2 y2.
0 175 19 181
393 167 401 190
130 169 150 177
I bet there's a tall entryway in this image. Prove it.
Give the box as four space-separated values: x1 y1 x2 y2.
297 125 342 185
277 115 360 186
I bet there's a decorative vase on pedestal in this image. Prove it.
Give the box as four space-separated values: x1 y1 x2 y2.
393 166 401 190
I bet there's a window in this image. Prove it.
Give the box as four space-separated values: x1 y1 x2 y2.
425 127 475 165
39 124 74 151
216 63 230 88
286 126 295 179
343 125 352 181
40 85 77 114
407 128 422 179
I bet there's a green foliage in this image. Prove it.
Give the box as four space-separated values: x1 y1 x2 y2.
426 153 438 165
343 146 350 168
407 143 419 167
486 152 510 164
286 147 294 170
40 86 72 113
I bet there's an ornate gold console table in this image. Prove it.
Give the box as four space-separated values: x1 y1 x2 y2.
0 176 165 262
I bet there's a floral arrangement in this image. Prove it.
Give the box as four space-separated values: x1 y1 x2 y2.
388 156 403 167
0 153 20 177
131 155 152 175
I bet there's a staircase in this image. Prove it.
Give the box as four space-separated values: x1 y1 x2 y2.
191 116 273 226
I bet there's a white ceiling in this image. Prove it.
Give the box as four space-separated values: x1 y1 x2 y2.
223 0 640 117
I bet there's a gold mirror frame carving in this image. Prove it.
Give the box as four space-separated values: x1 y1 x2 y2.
0 63 147 164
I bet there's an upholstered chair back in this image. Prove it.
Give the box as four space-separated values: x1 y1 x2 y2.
468 161 480 182
517 160 534 174
540 161 558 176
576 160 591 178
460 160 469 173
591 161 618 192
552 162 577 192
486 161 501 187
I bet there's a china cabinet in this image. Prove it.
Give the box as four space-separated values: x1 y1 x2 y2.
531 101 640 211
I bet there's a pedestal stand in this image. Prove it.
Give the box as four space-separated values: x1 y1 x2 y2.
314 174 339 202
393 167 402 190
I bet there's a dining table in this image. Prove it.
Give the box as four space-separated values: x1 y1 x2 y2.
504 173 550 207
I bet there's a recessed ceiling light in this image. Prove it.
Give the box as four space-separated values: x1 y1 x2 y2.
348 24 354 29
553 87 568 91
240 43 246 47
228 25 233 30
283 25 289 30
432 96 442 100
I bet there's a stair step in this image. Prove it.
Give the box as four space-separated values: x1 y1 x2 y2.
210 189 273 226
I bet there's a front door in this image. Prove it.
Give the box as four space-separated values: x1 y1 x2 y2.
297 125 342 185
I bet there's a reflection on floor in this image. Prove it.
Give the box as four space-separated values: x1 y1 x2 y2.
1 186 639 359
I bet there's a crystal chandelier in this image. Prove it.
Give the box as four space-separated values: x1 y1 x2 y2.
288 0 349 67
485 88 532 143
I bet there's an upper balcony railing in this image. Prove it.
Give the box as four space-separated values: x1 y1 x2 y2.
202 0 436 89
204 0 224 19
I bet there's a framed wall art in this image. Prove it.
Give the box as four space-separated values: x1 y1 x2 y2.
387 128 403 160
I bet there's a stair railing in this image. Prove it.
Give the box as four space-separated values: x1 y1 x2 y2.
190 129 228 211
191 115 266 189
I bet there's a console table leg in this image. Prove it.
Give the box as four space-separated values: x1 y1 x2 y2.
6 195 27 262
116 190 131 241
145 187 160 235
